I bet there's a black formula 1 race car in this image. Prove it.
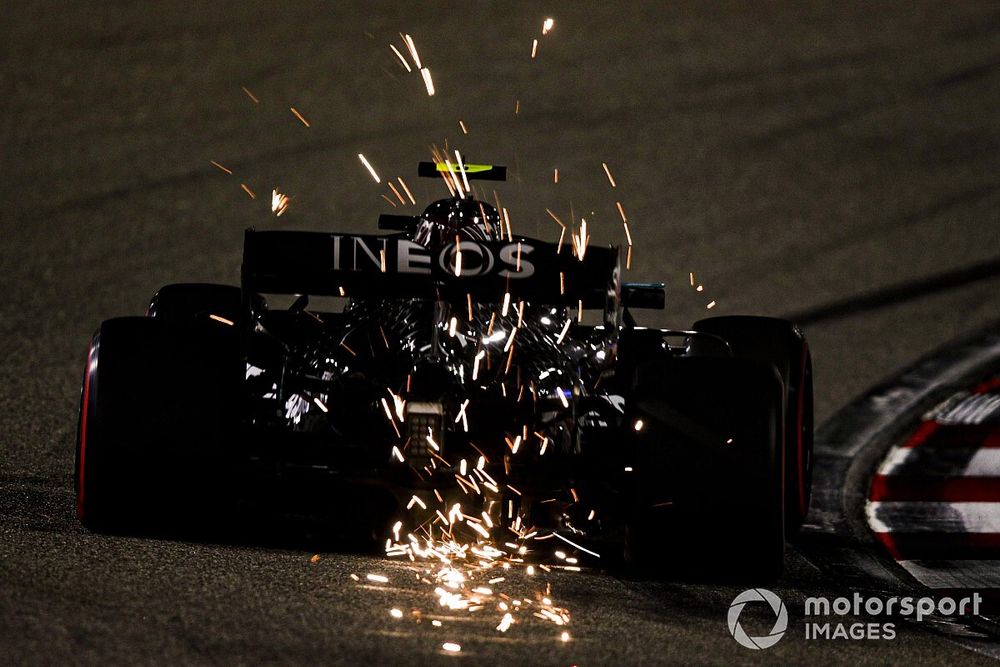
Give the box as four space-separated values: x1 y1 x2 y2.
76 161 812 577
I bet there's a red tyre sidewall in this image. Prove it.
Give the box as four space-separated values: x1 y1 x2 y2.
76 335 99 522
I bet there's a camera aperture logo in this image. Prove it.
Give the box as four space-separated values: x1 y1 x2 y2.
728 588 788 649
727 590 983 648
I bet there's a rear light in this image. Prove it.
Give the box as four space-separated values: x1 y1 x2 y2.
406 402 444 459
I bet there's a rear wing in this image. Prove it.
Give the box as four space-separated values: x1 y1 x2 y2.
242 230 617 307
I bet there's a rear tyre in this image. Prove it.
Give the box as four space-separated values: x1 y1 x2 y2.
625 357 785 580
693 316 813 533
147 283 245 324
75 317 239 532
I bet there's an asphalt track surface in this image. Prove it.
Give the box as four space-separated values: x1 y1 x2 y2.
2 2 1000 664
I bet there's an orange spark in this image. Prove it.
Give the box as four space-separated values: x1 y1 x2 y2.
271 189 290 216
602 162 617 187
402 33 422 68
420 68 435 96
387 181 406 205
241 86 259 104
210 160 232 175
389 44 412 72
358 153 381 183
209 314 234 326
290 107 310 127
397 177 416 204
545 208 566 228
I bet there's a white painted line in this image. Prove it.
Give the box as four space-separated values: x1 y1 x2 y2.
965 450 1000 476
878 446 1000 476
898 559 1000 589
878 446 919 475
867 501 1000 534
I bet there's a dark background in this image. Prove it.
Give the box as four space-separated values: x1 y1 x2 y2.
2 2 998 664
